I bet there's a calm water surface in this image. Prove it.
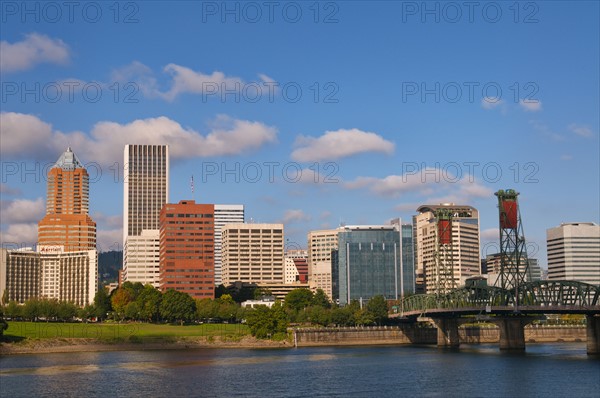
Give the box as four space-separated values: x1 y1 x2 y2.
1 343 599 397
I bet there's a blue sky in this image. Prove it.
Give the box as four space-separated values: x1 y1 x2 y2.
1 1 598 268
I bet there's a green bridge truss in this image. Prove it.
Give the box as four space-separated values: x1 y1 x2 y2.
398 280 600 316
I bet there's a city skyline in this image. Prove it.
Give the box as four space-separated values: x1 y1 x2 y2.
1 2 599 270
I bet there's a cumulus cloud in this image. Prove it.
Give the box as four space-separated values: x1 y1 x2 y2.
0 223 38 248
346 169 493 205
0 184 22 196
0 197 45 224
97 228 123 252
568 124 594 138
0 112 278 166
93 213 123 229
281 209 311 224
291 129 395 162
519 99 542 112
1 33 70 73
111 61 275 101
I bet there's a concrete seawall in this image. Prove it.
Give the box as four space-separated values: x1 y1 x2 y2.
294 325 586 347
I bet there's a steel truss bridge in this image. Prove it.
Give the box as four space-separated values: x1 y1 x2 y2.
398 280 600 317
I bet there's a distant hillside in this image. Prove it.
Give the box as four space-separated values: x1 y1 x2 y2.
98 251 122 283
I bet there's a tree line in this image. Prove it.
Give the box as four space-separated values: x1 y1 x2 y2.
1 283 391 339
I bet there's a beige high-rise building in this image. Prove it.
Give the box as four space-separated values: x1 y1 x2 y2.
0 247 97 306
221 223 284 285
414 204 480 294
123 144 169 285
307 229 339 299
547 222 600 285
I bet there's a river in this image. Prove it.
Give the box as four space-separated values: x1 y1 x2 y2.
1 343 599 397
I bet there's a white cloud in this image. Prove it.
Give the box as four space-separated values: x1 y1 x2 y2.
519 99 542 112
346 170 493 206
0 112 278 166
92 213 123 229
111 62 275 101
0 223 38 248
568 124 594 138
481 228 500 241
291 128 395 162
0 197 45 224
96 228 123 252
1 33 70 73
529 120 564 141
281 209 311 224
0 184 22 196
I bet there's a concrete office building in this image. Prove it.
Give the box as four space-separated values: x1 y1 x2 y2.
307 229 339 299
414 204 480 294
547 222 600 285
334 225 414 306
159 200 215 299
484 253 542 286
123 230 160 288
38 147 96 252
284 249 308 284
221 223 284 285
214 204 245 286
123 144 169 285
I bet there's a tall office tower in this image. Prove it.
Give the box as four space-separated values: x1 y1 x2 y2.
414 204 480 294
333 225 414 306
123 144 169 286
214 204 245 286
401 223 416 292
159 200 215 299
547 222 600 285
307 229 339 299
38 148 96 251
221 223 284 285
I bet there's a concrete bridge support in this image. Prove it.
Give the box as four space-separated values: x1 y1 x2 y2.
496 317 529 351
586 315 600 356
433 318 460 348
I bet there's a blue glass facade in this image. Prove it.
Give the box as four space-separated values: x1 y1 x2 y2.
335 226 415 306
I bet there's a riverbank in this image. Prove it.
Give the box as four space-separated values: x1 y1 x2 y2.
0 335 292 355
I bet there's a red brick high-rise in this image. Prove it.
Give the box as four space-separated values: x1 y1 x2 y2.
159 200 215 299
38 147 96 251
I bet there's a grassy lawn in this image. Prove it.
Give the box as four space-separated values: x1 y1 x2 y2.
3 322 250 343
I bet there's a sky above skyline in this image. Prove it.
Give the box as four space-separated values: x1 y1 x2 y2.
1 1 599 268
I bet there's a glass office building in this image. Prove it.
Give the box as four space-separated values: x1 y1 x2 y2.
334 225 415 306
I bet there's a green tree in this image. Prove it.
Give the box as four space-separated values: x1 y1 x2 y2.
331 306 355 326
311 289 331 309
196 298 218 321
79 304 95 320
124 301 140 320
22 299 40 321
365 295 389 325
354 308 375 326
284 288 313 311
5 301 22 319
306 305 330 326
246 302 289 339
121 281 145 301
57 301 77 321
160 289 196 325
254 287 272 300
111 288 133 320
93 286 112 320
1 289 8 307
136 285 162 322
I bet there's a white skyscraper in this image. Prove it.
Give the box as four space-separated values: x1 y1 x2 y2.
123 145 169 286
547 222 600 285
214 204 244 286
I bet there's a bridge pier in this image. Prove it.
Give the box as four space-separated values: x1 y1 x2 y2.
586 315 600 356
432 318 460 348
